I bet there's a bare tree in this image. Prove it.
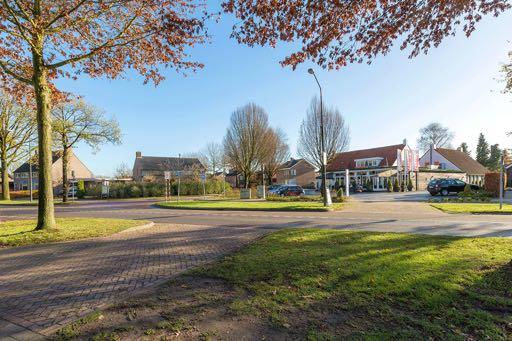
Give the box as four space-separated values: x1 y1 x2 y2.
201 142 224 174
417 122 454 152
224 103 269 188
52 99 121 202
113 162 132 179
261 128 290 185
298 97 350 170
0 95 36 200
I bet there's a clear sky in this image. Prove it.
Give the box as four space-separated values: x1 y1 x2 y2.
55 6 512 177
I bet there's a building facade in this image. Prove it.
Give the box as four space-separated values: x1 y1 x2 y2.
132 151 205 182
419 147 488 186
13 150 93 193
323 142 418 191
274 158 317 188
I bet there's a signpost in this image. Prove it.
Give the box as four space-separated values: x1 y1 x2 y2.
164 171 171 202
176 170 181 203
71 170 76 202
201 172 206 197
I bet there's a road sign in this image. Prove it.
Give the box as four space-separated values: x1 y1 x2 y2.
200 173 206 181
164 171 171 180
175 170 181 177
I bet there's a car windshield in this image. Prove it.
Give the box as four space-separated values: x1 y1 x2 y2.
428 180 440 185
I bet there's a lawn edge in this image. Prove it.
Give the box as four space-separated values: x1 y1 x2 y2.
49 225 273 338
153 202 341 212
0 220 154 249
429 203 512 215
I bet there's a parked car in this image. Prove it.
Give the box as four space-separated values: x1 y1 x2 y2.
267 185 283 195
278 185 305 196
427 178 479 196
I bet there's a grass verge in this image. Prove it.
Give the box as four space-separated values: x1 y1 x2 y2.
59 229 512 340
155 200 342 212
431 203 512 214
0 200 37 206
0 218 150 247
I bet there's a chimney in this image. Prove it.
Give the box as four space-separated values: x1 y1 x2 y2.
457 147 462 152
136 151 142 158
403 138 407 145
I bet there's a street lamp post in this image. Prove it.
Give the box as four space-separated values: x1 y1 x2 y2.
308 68 332 207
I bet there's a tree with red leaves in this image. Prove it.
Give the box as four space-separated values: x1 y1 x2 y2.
0 1 208 229
223 0 510 69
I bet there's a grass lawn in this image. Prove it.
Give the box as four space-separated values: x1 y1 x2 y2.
0 200 37 206
60 229 512 340
431 203 512 214
0 218 149 247
155 200 343 212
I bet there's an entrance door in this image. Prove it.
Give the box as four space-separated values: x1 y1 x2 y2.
372 177 385 191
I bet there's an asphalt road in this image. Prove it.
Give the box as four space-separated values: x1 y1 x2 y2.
1 193 512 237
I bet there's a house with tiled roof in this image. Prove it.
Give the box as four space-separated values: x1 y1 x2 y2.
274 158 317 188
132 151 205 182
13 149 93 193
419 146 489 185
325 140 418 191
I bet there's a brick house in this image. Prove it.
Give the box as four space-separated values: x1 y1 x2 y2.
13 149 93 193
419 146 489 186
132 151 205 182
274 158 317 188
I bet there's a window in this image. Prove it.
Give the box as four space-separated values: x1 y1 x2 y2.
291 169 297 176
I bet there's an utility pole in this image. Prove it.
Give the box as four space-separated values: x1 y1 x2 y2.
308 68 331 206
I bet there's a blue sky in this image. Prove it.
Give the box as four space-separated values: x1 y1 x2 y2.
56 7 512 177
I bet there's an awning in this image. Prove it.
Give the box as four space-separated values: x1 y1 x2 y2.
376 169 397 177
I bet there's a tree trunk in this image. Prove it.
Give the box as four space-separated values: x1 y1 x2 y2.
62 145 69 203
33 45 56 230
1 150 9 200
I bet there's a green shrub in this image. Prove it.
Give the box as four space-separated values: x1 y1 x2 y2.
364 179 372 192
393 178 400 192
387 178 393 192
407 178 414 192
266 195 321 202
128 184 142 197
85 184 101 198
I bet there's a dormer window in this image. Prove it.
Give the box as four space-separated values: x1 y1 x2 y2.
355 157 383 168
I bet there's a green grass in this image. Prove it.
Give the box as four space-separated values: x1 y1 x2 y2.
0 199 37 206
155 200 342 212
0 218 149 247
198 228 512 339
431 203 512 214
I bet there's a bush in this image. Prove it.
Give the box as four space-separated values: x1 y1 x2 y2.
407 178 414 192
127 184 142 198
393 179 400 192
484 172 506 198
266 195 322 202
85 184 102 198
364 179 372 192
8 190 39 199
387 178 393 192
77 180 86 199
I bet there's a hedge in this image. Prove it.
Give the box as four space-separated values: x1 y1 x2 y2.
484 172 506 197
86 179 232 199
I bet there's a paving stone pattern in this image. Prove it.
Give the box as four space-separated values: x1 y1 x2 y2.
0 224 269 337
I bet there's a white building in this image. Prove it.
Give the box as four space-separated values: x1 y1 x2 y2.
419 146 488 185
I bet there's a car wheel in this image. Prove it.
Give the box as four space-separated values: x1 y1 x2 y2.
441 189 449 196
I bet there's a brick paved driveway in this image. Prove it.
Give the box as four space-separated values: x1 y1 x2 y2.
0 223 272 338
